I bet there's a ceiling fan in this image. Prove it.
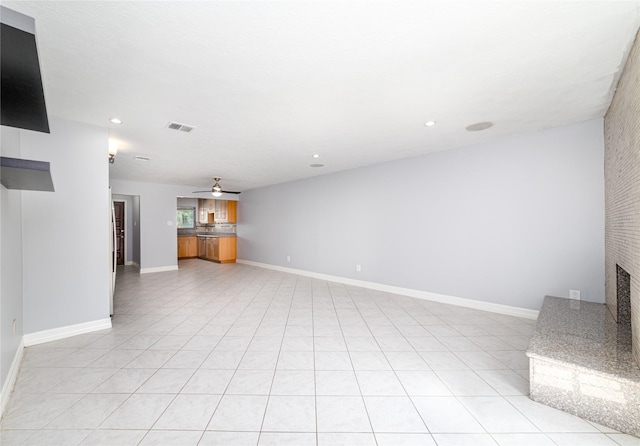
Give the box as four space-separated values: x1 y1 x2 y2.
192 177 241 197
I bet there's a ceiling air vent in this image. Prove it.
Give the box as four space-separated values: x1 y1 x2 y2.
166 121 195 133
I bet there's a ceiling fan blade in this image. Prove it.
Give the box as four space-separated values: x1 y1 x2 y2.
191 190 241 194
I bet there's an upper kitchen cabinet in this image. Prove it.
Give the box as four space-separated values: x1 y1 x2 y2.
198 198 214 223
227 201 237 223
214 200 227 222
197 199 237 223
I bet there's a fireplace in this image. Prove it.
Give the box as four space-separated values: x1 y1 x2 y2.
604 24 640 370
616 265 632 328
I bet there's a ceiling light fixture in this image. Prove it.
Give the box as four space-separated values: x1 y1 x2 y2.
466 121 493 132
109 117 122 124
211 177 223 197
425 120 437 127
312 154 320 158
108 141 118 163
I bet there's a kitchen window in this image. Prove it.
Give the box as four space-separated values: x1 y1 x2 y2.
176 207 196 229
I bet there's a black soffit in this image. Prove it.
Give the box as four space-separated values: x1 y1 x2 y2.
1 6 50 134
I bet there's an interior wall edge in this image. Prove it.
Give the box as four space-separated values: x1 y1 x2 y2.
22 317 112 347
0 337 24 420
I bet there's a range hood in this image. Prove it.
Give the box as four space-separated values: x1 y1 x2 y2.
1 5 49 133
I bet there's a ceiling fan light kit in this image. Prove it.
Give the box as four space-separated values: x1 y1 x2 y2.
211 177 223 197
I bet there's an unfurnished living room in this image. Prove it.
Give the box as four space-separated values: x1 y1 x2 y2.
1 1 640 445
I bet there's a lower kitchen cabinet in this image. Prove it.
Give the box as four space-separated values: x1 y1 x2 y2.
177 236 198 259
218 237 237 263
198 236 236 263
205 237 218 261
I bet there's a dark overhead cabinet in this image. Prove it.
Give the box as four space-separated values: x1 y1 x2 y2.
1 6 50 133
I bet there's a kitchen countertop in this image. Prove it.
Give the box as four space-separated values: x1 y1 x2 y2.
178 233 236 237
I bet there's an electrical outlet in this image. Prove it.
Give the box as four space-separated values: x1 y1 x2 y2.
356 264 361 272
569 289 581 300
167 220 173 226
286 255 291 263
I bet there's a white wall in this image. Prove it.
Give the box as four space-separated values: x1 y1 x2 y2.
0 127 24 389
20 117 111 333
238 120 605 311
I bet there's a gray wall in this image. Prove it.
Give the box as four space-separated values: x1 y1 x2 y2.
20 117 111 333
0 127 24 388
177 197 198 208
238 119 605 311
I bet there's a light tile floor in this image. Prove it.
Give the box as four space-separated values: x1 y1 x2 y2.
2 260 639 446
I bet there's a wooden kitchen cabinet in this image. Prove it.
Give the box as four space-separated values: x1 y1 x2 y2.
205 237 219 261
197 199 237 223
198 237 207 259
198 199 215 223
218 237 237 263
199 236 236 263
177 236 197 259
188 237 198 257
214 200 227 222
198 199 236 223
227 201 237 223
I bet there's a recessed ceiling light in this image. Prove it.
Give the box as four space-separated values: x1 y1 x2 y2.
310 163 324 168
466 121 493 132
312 154 320 158
425 120 437 127
109 118 122 124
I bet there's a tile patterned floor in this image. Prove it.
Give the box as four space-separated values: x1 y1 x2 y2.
1 260 639 445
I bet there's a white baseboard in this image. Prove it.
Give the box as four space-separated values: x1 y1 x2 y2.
139 265 178 274
125 260 133 266
237 259 539 320
23 318 112 347
131 261 140 269
0 338 24 420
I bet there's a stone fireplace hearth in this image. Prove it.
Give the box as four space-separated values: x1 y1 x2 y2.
527 296 640 436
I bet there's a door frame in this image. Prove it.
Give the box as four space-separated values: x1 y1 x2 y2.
113 200 127 265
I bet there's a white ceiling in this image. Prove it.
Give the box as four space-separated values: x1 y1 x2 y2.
5 1 640 192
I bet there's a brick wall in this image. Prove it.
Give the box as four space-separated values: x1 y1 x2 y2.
604 29 640 368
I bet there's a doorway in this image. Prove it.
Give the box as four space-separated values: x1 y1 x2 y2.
114 201 125 265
